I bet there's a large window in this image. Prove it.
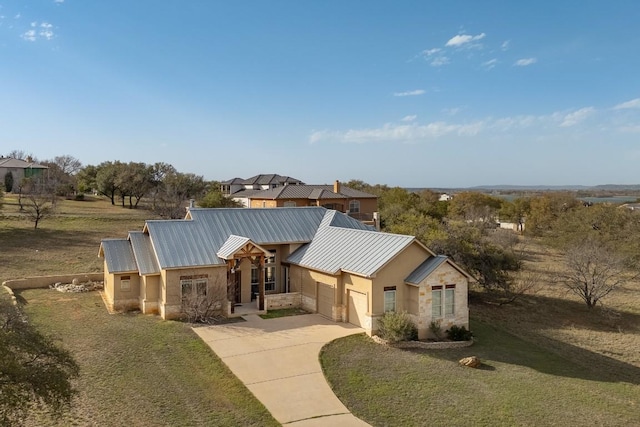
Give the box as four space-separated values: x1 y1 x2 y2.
384 286 396 313
181 274 208 302
251 250 277 295
283 201 297 207
432 285 455 318
349 200 360 214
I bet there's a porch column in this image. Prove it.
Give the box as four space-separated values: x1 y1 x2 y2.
258 254 265 310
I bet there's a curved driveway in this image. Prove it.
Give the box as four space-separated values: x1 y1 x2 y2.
194 313 370 426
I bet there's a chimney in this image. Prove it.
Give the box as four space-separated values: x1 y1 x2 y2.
333 180 340 194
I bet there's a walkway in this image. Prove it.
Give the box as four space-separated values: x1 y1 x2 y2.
194 313 370 426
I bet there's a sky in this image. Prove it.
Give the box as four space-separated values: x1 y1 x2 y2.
1 1 640 188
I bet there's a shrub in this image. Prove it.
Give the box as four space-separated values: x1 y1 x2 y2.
428 319 444 340
446 325 473 341
376 311 418 343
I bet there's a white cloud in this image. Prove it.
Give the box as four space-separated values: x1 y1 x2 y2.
401 115 417 122
430 56 450 67
559 107 595 127
393 89 425 97
422 48 441 56
442 107 462 116
514 58 537 66
613 98 640 110
482 58 498 70
54 0 65 3
30 21 37 27
21 29 36 41
501 40 510 51
14 13 21 19
445 33 486 47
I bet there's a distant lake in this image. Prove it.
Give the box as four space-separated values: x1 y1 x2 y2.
492 194 638 204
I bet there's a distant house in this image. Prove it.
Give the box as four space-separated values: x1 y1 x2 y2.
247 180 378 226
221 174 304 206
439 193 453 202
0 157 48 192
99 207 471 339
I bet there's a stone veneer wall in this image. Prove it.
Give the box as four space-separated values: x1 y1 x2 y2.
3 273 104 290
266 292 302 310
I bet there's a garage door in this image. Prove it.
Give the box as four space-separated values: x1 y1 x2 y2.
348 290 367 328
317 283 334 319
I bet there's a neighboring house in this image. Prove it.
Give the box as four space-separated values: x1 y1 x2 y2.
0 156 48 192
439 193 453 202
99 207 471 339
221 174 304 206
248 180 379 226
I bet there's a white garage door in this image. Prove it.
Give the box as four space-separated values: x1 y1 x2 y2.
348 290 367 328
317 282 334 319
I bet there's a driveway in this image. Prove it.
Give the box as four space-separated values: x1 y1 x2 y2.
194 313 370 426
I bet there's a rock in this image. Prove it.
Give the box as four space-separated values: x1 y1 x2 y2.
459 356 481 368
72 278 79 285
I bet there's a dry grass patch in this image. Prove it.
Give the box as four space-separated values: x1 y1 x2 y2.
17 289 277 427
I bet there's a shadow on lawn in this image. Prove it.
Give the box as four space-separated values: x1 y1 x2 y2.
0 226 102 251
410 320 640 385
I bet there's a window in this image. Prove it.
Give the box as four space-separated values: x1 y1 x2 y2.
384 286 396 313
181 279 193 302
445 285 455 316
432 285 455 318
349 200 360 214
283 201 297 207
251 250 277 295
120 275 131 291
196 279 207 297
432 286 442 317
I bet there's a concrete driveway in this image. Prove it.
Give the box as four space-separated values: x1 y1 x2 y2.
194 313 370 426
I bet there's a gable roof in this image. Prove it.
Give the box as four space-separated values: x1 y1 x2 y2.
405 255 474 285
249 184 376 200
222 174 304 186
100 206 429 279
99 239 139 273
286 226 416 278
0 157 48 169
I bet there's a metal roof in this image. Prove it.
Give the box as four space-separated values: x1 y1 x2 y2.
128 232 160 275
286 227 415 278
145 207 329 269
100 239 138 273
404 255 448 285
217 235 251 260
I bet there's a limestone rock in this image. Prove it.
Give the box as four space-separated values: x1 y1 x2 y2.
459 356 481 368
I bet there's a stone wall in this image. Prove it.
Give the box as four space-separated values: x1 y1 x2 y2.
2 273 104 290
266 292 302 309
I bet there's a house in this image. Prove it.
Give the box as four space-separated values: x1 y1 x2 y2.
0 156 48 192
247 180 378 226
439 193 453 202
99 207 470 339
221 174 304 206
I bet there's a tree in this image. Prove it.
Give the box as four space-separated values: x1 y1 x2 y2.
4 172 13 193
152 171 208 218
115 162 154 208
198 185 242 208
41 155 82 197
557 238 631 309
0 297 79 426
448 191 503 225
94 161 123 205
525 192 580 237
20 177 55 229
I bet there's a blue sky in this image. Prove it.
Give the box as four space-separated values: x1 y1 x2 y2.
1 1 640 187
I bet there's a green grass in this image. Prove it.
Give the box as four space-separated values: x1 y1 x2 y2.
259 307 309 319
18 289 278 427
321 321 640 427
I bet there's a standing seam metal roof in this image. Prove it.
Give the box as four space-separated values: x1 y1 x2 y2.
100 239 138 273
128 232 160 275
405 255 448 285
286 227 415 277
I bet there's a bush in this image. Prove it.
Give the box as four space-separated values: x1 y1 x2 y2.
446 325 473 341
376 311 418 343
428 319 444 340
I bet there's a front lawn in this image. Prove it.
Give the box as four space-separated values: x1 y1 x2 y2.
18 289 278 427
321 321 640 427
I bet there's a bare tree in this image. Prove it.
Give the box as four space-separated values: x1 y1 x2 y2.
557 238 629 309
20 177 56 229
181 276 231 323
